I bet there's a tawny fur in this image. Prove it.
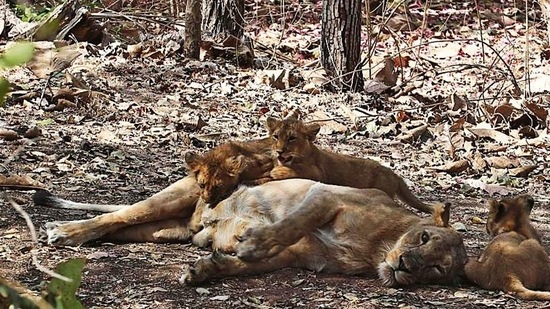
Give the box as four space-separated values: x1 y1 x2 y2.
184 139 274 205
265 114 431 213
181 179 466 286
465 195 550 301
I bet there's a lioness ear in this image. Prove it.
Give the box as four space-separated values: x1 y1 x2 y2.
432 202 451 227
226 155 246 177
304 123 321 141
184 152 202 171
266 117 281 134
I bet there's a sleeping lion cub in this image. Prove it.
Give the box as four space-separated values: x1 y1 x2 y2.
465 195 550 300
265 113 431 213
182 179 467 286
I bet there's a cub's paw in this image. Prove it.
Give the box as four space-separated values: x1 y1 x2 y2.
44 220 97 246
270 166 296 180
236 227 283 261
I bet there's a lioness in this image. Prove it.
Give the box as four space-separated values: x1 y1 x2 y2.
465 195 550 300
265 114 432 213
181 179 467 286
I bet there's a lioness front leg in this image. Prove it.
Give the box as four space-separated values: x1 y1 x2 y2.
237 184 343 261
45 176 200 246
181 251 295 285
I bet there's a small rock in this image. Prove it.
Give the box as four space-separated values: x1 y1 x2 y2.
195 287 210 295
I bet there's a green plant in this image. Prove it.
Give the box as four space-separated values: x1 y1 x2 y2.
0 258 87 309
15 4 52 22
0 42 35 106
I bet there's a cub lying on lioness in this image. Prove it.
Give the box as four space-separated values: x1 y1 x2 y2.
465 195 550 301
182 179 467 286
265 114 431 213
184 138 274 206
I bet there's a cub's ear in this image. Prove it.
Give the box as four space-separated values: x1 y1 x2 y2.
432 202 451 227
184 152 202 171
488 199 506 219
266 117 281 134
304 123 321 141
225 155 246 177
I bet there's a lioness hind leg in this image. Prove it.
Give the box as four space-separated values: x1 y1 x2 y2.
102 219 193 243
237 184 344 261
44 176 200 246
508 277 550 301
181 250 295 285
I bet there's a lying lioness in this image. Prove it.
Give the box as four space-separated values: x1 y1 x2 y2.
36 176 467 286
181 179 467 285
465 195 550 300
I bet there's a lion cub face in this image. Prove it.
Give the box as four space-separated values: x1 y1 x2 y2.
185 145 245 206
486 194 540 242
265 114 320 165
378 203 467 286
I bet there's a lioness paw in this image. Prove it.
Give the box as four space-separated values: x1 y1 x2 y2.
44 220 99 246
237 227 282 261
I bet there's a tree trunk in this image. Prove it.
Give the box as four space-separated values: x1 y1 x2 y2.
184 0 201 59
321 0 364 92
201 0 244 39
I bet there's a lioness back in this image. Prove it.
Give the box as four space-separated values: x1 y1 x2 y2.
465 195 550 301
265 115 431 213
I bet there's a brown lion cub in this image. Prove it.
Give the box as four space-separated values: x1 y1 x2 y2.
184 139 275 206
465 195 550 301
265 114 431 213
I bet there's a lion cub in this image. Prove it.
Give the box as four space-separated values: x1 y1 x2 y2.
184 139 274 206
465 195 550 301
265 114 431 213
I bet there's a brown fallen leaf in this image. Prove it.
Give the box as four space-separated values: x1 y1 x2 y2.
508 165 537 177
0 175 45 190
486 156 520 169
0 128 20 141
399 124 428 143
467 127 512 144
430 159 470 174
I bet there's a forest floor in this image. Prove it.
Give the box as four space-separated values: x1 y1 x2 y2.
2 0 550 308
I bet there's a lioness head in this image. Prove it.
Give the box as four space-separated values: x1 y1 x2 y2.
185 146 246 206
378 203 467 286
265 112 320 165
486 194 540 242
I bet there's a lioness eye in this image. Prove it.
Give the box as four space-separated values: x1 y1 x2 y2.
198 183 205 189
289 136 296 142
421 231 429 244
433 265 444 274
272 134 279 140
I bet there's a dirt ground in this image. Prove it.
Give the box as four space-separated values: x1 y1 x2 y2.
2 74 550 308
2 3 550 306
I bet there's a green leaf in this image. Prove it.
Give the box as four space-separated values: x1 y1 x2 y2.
46 258 86 309
0 79 10 107
37 118 55 126
2 42 35 68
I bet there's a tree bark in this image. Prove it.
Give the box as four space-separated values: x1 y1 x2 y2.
321 0 364 92
201 0 244 39
184 0 201 59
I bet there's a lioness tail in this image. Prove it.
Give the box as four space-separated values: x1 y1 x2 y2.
33 190 128 213
396 179 432 213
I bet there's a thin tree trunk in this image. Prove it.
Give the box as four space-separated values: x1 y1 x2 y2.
184 0 201 59
201 0 244 39
321 0 364 92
